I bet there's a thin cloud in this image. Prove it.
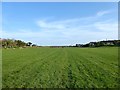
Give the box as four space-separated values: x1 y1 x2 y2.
96 10 112 17
36 10 114 30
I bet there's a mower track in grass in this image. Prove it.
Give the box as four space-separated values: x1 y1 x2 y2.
2 47 118 88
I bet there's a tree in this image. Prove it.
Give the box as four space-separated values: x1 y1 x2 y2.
2 39 8 48
27 42 32 46
15 40 26 47
32 44 37 47
0 38 2 47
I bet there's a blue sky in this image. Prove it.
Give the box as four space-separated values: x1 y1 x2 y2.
2 2 118 46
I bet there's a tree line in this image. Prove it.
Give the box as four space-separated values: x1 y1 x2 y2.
0 38 120 48
0 38 37 48
76 40 120 47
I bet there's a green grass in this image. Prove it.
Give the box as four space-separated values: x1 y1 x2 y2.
2 47 119 88
0 49 2 89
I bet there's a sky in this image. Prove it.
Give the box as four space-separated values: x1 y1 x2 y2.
2 2 118 46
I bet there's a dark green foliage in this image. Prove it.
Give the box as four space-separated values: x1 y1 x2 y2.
1 39 36 48
26 42 32 46
77 40 120 47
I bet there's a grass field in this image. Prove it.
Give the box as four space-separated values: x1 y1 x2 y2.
2 47 119 88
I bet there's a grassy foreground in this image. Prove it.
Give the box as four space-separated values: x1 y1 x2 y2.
2 47 119 88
